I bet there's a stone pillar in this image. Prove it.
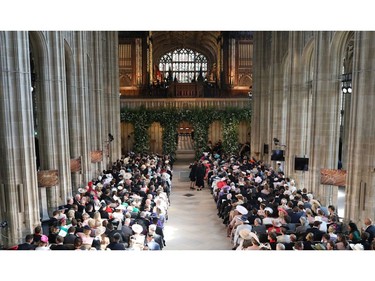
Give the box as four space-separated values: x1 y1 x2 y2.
102 32 120 168
345 31 375 223
309 31 341 204
270 32 289 168
91 31 105 177
284 32 311 184
64 31 83 191
35 31 72 213
251 32 269 159
0 31 40 246
74 32 92 185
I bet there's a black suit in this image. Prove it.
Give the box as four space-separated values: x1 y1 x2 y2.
50 244 69 250
365 225 375 243
305 227 324 242
63 233 77 245
17 243 36 250
121 225 133 247
151 233 164 250
106 242 126 250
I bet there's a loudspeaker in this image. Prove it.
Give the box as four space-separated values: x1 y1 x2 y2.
263 143 269 154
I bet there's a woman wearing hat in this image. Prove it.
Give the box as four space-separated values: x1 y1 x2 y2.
34 235 50 250
76 225 94 250
129 224 145 251
94 226 109 250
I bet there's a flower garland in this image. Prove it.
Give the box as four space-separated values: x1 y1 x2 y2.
120 107 251 158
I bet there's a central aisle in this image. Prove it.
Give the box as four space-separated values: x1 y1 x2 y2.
163 155 233 250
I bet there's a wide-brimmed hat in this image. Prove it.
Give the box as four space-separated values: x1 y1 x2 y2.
95 226 106 237
239 229 251 239
78 187 87 194
264 207 274 214
235 205 248 215
131 224 143 234
349 243 364 250
240 230 260 244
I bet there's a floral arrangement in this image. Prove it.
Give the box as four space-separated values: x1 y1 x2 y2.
120 106 251 158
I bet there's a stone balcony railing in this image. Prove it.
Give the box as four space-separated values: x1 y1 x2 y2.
120 97 251 110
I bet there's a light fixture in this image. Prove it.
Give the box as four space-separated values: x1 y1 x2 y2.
341 75 352 94
342 85 352 94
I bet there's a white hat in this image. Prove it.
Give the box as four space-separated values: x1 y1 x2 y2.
132 224 143 234
235 205 248 215
78 187 87 194
350 243 364 250
264 207 273 214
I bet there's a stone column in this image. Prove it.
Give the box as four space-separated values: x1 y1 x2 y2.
345 31 375 223
90 31 105 177
64 31 83 191
36 31 72 213
73 32 92 185
0 31 40 246
309 31 341 203
284 32 311 183
101 32 120 168
251 31 270 159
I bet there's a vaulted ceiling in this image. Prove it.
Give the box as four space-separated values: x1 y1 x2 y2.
150 31 221 64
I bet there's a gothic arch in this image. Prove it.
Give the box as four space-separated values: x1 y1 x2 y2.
28 31 49 169
238 74 252 87
330 31 354 78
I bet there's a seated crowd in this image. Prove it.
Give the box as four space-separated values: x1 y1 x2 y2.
199 151 375 250
15 152 173 250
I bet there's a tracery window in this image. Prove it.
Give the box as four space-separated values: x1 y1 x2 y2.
159 48 208 83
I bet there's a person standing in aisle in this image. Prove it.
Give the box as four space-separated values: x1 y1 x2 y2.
195 161 206 191
189 160 198 190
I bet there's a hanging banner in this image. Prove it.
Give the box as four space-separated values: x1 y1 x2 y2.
37 170 59 187
91 150 103 163
320 169 347 186
70 157 81 173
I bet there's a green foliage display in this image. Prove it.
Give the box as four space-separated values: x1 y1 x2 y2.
120 106 251 158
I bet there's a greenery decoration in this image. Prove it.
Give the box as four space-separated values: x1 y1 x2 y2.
120 106 251 159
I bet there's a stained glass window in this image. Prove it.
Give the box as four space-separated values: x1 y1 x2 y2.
159 48 208 83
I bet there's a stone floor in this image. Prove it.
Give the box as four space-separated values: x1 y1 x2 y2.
163 154 233 250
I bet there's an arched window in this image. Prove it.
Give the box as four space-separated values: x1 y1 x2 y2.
159 48 208 83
